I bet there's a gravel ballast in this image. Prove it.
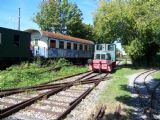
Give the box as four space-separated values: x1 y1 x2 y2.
65 75 111 120
2 72 109 120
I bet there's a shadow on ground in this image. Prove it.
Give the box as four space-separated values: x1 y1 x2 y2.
103 108 133 120
116 64 155 71
113 71 160 119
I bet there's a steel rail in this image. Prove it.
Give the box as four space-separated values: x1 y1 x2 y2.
133 70 154 107
94 105 106 120
0 71 91 92
55 74 108 120
56 87 94 120
0 71 93 97
116 61 121 66
143 70 158 94
143 70 160 119
0 76 106 98
0 85 71 119
41 71 92 85
147 72 160 119
133 69 159 119
0 73 108 119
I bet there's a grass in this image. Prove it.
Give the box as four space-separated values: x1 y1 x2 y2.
153 71 160 80
155 53 160 67
0 59 88 89
97 67 143 119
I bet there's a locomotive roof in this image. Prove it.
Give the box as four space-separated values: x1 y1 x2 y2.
26 29 94 44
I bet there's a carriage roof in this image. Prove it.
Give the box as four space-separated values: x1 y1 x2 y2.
26 29 94 45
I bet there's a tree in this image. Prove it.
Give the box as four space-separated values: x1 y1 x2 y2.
34 0 60 32
71 23 94 40
81 23 94 40
94 0 160 65
33 0 83 35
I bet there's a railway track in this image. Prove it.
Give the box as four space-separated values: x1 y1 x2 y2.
0 72 109 120
133 69 160 119
94 105 106 120
0 71 93 97
116 60 122 66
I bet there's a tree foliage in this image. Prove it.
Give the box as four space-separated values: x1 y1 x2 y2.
34 0 60 32
34 0 82 33
94 0 160 65
33 0 94 40
78 23 94 40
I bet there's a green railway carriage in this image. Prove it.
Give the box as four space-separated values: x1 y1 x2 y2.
0 27 31 59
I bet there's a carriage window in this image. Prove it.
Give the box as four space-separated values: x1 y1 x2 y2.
84 45 88 51
108 45 114 51
67 42 71 49
79 44 83 50
106 53 111 60
50 40 56 48
96 44 102 50
101 54 105 60
96 54 100 59
89 45 92 51
0 33 1 44
87 45 89 51
74 43 77 50
59 41 64 49
14 35 20 47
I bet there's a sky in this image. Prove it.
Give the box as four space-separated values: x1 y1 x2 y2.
0 0 124 52
0 0 98 31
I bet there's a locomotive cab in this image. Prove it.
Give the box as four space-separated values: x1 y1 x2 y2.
89 44 116 72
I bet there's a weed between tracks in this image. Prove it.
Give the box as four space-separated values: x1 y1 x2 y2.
0 59 87 89
98 68 143 119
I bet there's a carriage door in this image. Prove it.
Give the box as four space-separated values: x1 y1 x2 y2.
34 39 39 56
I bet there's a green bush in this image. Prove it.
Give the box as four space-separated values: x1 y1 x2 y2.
54 58 71 67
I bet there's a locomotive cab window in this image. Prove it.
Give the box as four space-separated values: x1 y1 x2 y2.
14 35 20 47
59 41 64 49
73 43 77 50
101 54 105 60
0 33 1 45
96 54 100 59
96 44 102 50
50 40 56 48
67 42 71 49
108 45 114 51
106 53 111 60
